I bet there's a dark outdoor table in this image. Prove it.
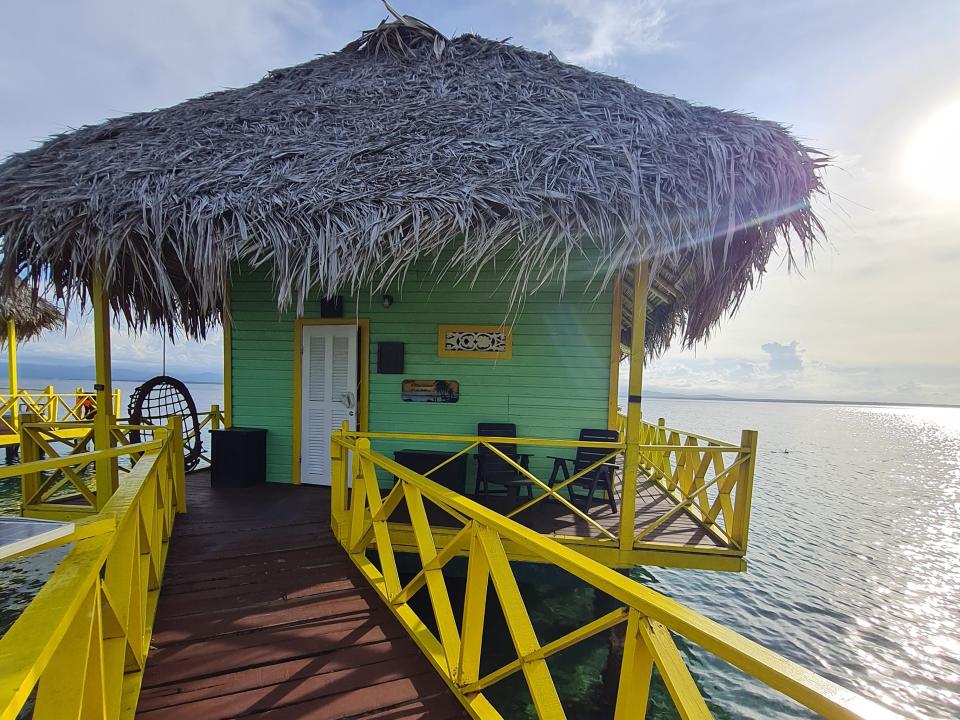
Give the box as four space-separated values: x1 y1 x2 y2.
393 449 467 495
473 452 536 501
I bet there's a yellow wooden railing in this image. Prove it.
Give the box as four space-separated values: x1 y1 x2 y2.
16 418 162 517
331 423 756 567
0 387 122 438
192 404 225 467
330 431 898 720
635 417 757 552
0 418 185 720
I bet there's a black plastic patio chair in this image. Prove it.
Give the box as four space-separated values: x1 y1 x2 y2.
474 422 533 500
548 428 619 513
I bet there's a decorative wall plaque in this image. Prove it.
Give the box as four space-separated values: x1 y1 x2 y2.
401 380 460 403
437 325 512 359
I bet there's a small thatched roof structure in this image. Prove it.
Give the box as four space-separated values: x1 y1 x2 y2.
0 279 65 345
0 11 825 352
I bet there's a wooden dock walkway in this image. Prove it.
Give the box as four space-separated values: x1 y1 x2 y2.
137 473 465 719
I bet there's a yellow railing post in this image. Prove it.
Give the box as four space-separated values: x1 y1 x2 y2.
210 404 221 431
614 608 653 720
6 319 18 434
330 421 348 540
43 385 55 421
457 525 488 687
168 415 186 513
620 260 650 558
731 429 758 551
655 418 666 474
71 387 85 421
18 413 41 509
112 388 121 417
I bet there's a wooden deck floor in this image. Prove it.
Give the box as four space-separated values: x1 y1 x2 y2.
138 473 466 719
393 477 724 550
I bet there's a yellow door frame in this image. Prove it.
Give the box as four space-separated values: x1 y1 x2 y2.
222 281 232 427
292 318 370 485
607 276 623 431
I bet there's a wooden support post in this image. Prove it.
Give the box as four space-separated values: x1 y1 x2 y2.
92 266 118 508
731 429 758 552
73 387 89 422
614 609 653 720
608 276 623 431
19 413 41 510
222 288 232 428
167 415 186 513
43 384 55 421
619 261 649 558
210 404 221 431
7 320 18 434
330 421 348 539
457 525 489 686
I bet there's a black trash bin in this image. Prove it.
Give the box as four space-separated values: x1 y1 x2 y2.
211 427 267 487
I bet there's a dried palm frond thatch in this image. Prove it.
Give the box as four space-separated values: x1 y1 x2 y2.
0 279 65 345
0 12 826 353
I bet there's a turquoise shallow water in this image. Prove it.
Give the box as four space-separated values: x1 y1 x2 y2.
2 389 958 719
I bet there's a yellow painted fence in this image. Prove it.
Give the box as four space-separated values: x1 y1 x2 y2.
330 429 900 720
0 388 122 441
0 418 185 720
330 419 757 571
635 417 757 553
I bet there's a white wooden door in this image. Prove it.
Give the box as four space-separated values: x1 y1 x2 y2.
300 324 358 485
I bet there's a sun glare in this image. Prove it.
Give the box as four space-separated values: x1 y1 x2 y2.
904 99 960 199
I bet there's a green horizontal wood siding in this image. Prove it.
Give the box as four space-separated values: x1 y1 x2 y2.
230 258 613 483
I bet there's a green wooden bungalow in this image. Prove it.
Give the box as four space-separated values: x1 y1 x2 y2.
0 16 824 572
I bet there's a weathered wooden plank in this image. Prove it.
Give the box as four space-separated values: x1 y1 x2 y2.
136 473 465 719
142 614 404 686
138 643 425 711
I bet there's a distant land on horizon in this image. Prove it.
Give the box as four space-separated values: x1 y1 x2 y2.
11 361 957 409
638 389 960 410
14 361 222 385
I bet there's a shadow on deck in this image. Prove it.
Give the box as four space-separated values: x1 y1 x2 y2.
444 478 722 549
137 472 466 719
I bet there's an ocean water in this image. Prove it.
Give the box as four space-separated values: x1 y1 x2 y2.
633 398 960 720
1 389 957 719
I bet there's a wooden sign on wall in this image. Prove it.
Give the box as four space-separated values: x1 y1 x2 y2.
437 325 512 359
401 380 460 403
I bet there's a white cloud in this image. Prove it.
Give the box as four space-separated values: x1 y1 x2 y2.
761 341 804 373
631 344 960 406
14 307 223 379
0 0 331 157
535 0 673 66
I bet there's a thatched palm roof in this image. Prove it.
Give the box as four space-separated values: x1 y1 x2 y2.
0 12 825 351
0 279 65 345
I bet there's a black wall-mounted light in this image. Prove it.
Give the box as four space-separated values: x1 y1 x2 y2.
320 295 344 318
382 293 394 309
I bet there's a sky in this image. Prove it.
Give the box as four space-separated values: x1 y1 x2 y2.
1 0 958 404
